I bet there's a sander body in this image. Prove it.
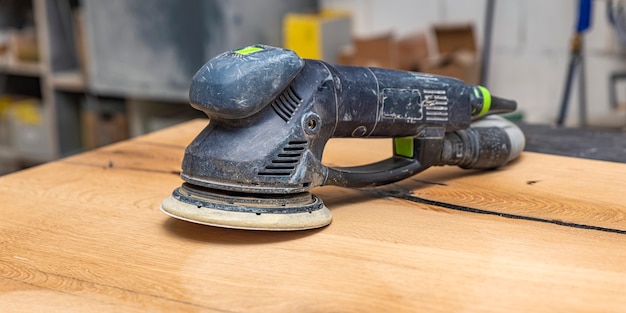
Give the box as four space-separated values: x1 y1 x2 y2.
161 45 525 231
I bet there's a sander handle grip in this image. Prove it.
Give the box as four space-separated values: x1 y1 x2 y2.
324 157 427 188
322 115 525 188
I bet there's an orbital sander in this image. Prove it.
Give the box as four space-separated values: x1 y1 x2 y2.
161 44 525 231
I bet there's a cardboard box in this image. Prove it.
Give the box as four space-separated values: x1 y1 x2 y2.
352 33 397 69
338 32 429 71
422 24 480 84
422 52 479 84
396 32 429 71
81 98 129 149
433 24 476 55
81 111 129 149
338 33 397 68
10 28 39 63
283 10 352 64
334 22 479 83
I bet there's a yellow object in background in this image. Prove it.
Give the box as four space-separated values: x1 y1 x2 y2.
12 99 41 125
0 96 41 124
283 10 352 64
0 96 12 119
0 95 52 160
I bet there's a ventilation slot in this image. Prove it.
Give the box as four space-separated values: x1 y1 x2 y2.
271 86 302 122
258 141 307 176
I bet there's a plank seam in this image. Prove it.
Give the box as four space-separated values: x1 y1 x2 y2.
369 190 626 235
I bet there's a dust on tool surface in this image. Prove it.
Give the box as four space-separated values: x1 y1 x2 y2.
161 44 525 231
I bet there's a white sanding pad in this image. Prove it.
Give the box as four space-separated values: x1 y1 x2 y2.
161 194 332 231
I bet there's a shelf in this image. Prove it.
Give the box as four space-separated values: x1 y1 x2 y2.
51 70 86 92
0 55 42 77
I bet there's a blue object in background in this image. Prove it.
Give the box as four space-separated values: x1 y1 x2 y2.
577 0 593 33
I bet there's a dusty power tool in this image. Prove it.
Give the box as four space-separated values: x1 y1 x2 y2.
161 45 525 231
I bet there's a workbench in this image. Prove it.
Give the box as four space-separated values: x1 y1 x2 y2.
1 119 625 312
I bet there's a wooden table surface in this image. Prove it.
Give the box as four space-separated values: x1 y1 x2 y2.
1 119 626 312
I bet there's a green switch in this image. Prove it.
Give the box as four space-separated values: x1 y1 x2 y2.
235 46 264 55
394 137 414 158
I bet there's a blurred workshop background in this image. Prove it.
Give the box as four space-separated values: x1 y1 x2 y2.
0 0 624 175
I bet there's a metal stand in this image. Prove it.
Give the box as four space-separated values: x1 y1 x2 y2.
557 34 587 127
557 0 592 127
480 0 496 87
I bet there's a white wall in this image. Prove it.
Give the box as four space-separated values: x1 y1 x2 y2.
321 0 626 126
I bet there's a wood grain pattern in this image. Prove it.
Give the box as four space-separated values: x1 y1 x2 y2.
1 119 625 312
